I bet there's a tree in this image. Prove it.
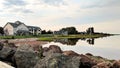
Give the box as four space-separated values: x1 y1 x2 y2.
41 30 47 34
0 27 4 35
47 30 53 34
61 27 78 34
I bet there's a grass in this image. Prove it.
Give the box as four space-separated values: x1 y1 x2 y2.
38 37 54 42
0 34 113 41
38 34 112 41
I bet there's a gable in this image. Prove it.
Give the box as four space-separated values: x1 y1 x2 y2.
17 24 29 31
4 23 13 30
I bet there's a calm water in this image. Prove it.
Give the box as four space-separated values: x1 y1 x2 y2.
43 35 120 60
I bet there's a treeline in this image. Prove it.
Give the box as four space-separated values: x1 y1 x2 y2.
0 27 4 35
41 30 53 34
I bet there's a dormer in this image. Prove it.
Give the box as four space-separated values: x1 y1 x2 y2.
15 21 22 25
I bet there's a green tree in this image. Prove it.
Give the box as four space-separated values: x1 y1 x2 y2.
0 27 4 35
61 27 78 34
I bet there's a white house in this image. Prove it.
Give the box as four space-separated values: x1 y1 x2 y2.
4 21 41 35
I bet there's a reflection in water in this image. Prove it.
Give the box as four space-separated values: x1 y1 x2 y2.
53 35 112 45
87 38 94 45
54 38 95 45
54 38 79 45
43 35 120 60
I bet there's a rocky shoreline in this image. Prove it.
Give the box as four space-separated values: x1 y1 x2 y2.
0 40 120 68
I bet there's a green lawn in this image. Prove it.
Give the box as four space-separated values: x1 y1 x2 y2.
38 34 112 41
0 34 113 41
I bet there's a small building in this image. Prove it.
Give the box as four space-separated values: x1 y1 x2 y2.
54 30 68 36
3 21 41 36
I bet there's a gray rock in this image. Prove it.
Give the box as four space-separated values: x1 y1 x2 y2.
92 62 111 68
112 60 120 68
43 45 62 57
0 44 16 59
14 44 41 68
34 53 81 68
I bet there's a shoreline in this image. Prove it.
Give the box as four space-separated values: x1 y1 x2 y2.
0 40 120 68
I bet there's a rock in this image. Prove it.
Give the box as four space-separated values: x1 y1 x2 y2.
14 44 40 68
0 43 16 60
112 60 120 68
34 53 81 68
0 42 4 50
49 45 62 53
63 50 79 57
43 45 62 56
92 62 112 68
86 53 93 56
43 47 49 52
79 54 96 68
0 61 14 68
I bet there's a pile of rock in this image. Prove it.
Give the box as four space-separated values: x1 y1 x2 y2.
0 41 120 68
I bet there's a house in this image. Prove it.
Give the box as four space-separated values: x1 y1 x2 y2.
4 21 41 35
54 30 68 35
27 26 41 35
53 27 78 35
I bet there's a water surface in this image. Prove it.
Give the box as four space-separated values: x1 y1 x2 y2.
43 35 120 60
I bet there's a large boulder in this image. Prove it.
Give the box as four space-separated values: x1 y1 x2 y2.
79 54 97 68
0 42 4 50
0 43 16 60
63 50 79 57
112 60 120 68
34 53 81 68
43 45 62 56
92 62 112 68
14 44 41 68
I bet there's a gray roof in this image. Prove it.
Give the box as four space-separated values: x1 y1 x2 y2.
8 21 23 28
7 21 41 30
27 26 41 30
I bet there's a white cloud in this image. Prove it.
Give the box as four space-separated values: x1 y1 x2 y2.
0 0 120 34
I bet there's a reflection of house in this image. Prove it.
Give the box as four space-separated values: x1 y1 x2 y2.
4 21 41 35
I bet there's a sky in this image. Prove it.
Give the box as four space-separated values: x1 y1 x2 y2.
0 0 120 33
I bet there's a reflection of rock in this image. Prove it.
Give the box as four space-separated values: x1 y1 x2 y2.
54 38 79 45
34 53 81 68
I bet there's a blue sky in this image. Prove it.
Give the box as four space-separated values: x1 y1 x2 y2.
0 0 120 33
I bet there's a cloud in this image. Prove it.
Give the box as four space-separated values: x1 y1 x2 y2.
11 8 33 13
2 0 33 14
80 0 120 9
3 0 27 6
0 0 120 33
41 0 66 6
